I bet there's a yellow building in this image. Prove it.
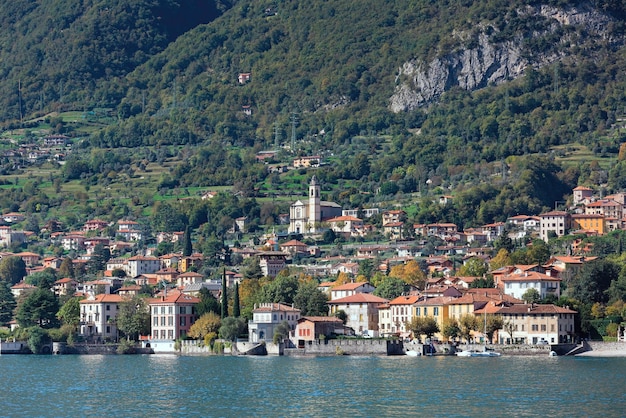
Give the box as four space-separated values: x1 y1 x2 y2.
412 296 454 340
571 213 606 235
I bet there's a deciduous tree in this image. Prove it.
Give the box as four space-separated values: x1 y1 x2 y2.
117 296 150 341
188 312 221 339
406 316 439 341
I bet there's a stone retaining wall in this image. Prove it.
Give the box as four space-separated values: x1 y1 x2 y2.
284 339 404 356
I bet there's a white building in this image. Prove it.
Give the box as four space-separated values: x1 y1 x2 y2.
539 211 571 241
328 293 388 335
248 303 301 343
288 176 342 234
126 255 161 277
497 271 561 300
79 294 125 341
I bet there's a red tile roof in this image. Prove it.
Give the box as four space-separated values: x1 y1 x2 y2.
328 293 388 304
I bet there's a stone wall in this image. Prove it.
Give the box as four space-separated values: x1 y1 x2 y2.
284 339 404 356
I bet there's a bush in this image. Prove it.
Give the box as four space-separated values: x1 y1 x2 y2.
27 327 51 354
117 339 136 354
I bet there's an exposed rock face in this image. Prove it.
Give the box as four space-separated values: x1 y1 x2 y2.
390 34 527 112
389 4 614 112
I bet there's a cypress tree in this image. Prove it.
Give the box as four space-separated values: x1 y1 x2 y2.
233 282 240 317
183 225 192 257
221 268 228 319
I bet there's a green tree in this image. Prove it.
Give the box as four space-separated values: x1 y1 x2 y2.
522 288 542 304
233 282 241 317
242 256 263 279
293 280 328 316
469 276 495 288
27 327 51 354
261 274 299 305
566 259 620 304
441 318 460 342
273 320 291 344
373 276 406 300
458 314 480 343
117 296 150 341
87 244 111 274
195 287 221 317
0 256 27 285
183 225 193 257
16 288 60 328
358 259 374 279
406 316 439 340
457 257 489 277
0 282 16 325
221 269 228 319
485 314 504 343
218 316 247 341
58 257 75 279
25 268 57 289
57 297 82 330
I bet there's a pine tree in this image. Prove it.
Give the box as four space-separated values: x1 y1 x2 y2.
221 268 228 319
233 282 240 317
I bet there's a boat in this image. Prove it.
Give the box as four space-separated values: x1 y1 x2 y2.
456 349 501 357
406 350 421 357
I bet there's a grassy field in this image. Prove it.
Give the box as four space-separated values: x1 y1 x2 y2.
552 143 616 170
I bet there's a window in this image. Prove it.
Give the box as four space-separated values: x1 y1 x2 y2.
106 305 110 311
532 324 538 331
416 307 420 316
161 317 166 326
168 316 173 326
433 307 439 316
180 317 186 327
154 317 158 326
168 306 173 315
541 324 546 331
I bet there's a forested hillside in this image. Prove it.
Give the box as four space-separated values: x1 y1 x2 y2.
3 0 626 228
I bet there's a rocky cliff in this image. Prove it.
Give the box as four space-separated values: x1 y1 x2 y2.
389 4 615 112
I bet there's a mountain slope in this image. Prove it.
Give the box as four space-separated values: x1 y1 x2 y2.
0 0 230 123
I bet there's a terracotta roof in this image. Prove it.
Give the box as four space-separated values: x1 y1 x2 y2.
328 293 388 304
150 292 200 305
495 304 577 315
280 239 308 247
389 295 421 305
300 316 343 323
326 215 363 223
499 272 561 282
332 282 371 291
80 294 125 304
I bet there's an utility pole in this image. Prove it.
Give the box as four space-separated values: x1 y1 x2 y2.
18 80 23 126
274 122 280 150
290 111 298 152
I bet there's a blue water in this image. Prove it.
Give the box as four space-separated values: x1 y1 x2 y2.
0 354 623 417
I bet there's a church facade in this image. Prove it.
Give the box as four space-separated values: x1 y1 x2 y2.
288 176 342 234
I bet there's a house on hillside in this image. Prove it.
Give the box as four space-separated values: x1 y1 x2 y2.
328 293 388 335
248 303 301 343
330 282 375 301
79 294 125 342
149 291 200 341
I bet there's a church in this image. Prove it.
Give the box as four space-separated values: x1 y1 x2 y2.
288 176 342 234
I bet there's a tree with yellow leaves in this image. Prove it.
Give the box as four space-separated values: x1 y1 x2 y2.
333 272 351 287
389 260 426 289
489 248 512 270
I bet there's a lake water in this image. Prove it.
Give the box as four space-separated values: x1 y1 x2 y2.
1 354 624 417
